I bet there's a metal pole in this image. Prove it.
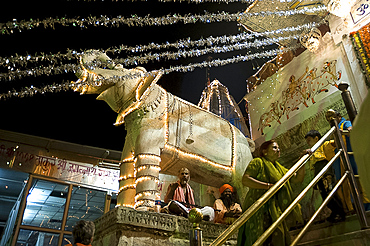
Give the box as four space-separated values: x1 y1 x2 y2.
338 81 357 123
189 228 203 246
188 208 203 246
331 118 368 229
57 183 73 246
11 175 33 246
104 191 112 214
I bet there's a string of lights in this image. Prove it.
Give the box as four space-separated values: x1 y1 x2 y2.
0 6 326 35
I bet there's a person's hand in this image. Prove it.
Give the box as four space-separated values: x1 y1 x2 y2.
301 149 312 157
233 210 242 218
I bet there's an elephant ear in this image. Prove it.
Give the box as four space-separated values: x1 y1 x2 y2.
113 68 163 126
134 68 163 101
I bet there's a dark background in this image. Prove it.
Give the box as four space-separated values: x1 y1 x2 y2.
0 0 274 151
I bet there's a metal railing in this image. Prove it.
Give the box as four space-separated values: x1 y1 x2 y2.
209 119 368 246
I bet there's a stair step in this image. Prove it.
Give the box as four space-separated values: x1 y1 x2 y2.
290 212 370 245
296 228 370 246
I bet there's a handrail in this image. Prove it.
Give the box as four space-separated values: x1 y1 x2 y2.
210 127 337 246
330 118 368 229
291 170 348 246
254 150 342 246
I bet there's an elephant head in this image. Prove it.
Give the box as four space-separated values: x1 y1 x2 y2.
73 50 162 125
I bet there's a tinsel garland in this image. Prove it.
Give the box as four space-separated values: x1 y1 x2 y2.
0 47 288 100
70 0 295 3
0 6 326 35
1 20 322 69
115 35 298 66
0 81 74 100
0 49 79 68
0 34 298 81
1 64 79 81
108 20 322 54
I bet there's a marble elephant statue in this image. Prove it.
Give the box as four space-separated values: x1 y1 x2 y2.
73 50 255 210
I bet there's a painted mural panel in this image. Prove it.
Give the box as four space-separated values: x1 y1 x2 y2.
245 37 348 147
244 37 351 221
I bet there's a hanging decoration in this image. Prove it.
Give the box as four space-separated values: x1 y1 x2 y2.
350 23 370 87
0 47 289 100
299 27 322 52
1 20 323 70
323 0 356 17
1 36 297 82
0 6 326 35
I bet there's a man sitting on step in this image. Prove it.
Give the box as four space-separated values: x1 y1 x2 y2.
164 167 214 221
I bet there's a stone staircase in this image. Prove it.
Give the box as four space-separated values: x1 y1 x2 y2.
290 211 370 246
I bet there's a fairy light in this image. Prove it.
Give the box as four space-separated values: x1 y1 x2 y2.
121 156 135 163
117 203 135 208
114 71 163 125
164 144 233 171
135 175 160 184
134 191 159 200
136 153 161 161
134 199 155 209
118 174 135 181
118 184 136 192
164 92 170 142
136 165 161 172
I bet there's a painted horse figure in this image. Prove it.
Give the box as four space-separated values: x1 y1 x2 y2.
73 50 255 210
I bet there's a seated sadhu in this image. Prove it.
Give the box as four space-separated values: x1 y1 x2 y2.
213 184 242 224
164 167 195 207
164 167 214 221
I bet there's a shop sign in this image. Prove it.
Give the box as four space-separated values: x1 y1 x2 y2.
0 142 119 192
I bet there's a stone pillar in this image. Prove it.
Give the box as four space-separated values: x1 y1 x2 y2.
118 156 136 208
134 154 161 210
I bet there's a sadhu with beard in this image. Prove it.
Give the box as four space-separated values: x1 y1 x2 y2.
213 184 242 224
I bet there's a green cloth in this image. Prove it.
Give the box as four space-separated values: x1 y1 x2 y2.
237 157 303 246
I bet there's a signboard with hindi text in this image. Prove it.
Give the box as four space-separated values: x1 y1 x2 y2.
0 140 119 192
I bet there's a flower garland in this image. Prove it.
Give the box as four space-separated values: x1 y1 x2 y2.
350 23 370 88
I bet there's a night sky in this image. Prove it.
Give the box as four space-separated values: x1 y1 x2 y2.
0 0 274 151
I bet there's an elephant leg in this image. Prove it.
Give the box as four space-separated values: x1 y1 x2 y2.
134 153 161 211
117 141 136 208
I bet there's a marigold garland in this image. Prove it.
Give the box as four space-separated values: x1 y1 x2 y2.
350 22 370 88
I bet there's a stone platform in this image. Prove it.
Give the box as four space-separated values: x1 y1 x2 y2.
93 206 237 246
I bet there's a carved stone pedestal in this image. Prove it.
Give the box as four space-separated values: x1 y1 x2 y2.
93 207 237 246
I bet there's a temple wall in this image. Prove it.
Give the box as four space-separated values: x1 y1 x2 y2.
93 207 237 246
244 17 370 222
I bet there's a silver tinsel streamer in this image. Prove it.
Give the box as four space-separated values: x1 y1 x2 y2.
0 6 326 35
115 35 298 66
0 64 79 81
1 20 323 70
0 46 295 100
0 81 74 100
65 0 298 3
0 34 298 81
